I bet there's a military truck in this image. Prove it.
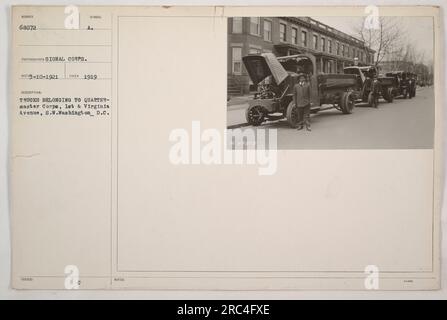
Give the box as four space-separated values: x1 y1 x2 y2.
385 71 413 99
242 53 359 127
343 66 395 107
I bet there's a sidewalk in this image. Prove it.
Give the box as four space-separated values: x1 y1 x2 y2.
227 94 254 108
227 95 253 128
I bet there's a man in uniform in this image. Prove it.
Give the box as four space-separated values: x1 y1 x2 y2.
293 73 312 131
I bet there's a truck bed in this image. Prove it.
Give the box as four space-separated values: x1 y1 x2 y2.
317 74 358 89
378 76 397 87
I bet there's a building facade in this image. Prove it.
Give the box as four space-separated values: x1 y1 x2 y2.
228 17 376 95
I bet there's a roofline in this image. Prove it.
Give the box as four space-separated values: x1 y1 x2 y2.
281 16 375 53
273 43 374 62
344 66 374 70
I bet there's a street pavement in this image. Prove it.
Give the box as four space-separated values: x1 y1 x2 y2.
226 87 434 149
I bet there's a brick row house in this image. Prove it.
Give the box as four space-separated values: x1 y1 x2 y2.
228 17 376 95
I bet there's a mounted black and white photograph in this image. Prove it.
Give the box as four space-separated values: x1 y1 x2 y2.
227 16 434 149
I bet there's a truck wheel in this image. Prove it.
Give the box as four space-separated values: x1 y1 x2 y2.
368 92 378 108
245 105 265 126
286 101 300 128
383 87 394 103
340 92 355 114
403 89 408 99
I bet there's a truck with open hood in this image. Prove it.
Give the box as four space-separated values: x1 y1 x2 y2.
242 53 359 127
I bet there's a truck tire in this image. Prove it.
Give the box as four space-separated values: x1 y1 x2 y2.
286 101 300 128
383 87 394 103
340 92 355 114
245 105 265 126
368 92 378 108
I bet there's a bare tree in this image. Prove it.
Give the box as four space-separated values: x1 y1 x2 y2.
390 42 429 71
354 17 405 67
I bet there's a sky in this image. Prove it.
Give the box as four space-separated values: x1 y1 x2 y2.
313 16 434 65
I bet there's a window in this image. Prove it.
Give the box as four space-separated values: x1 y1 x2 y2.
301 30 307 46
342 45 345 56
232 17 242 33
263 20 272 41
250 17 261 36
291 27 298 45
321 37 326 52
328 40 332 53
232 47 242 74
327 61 332 73
279 23 286 42
337 42 340 55
313 34 318 50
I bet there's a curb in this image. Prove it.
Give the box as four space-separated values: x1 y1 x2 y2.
227 123 251 129
227 104 249 111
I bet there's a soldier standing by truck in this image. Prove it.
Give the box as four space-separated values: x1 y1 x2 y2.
293 73 312 131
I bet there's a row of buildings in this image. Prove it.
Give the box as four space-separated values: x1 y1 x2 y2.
227 16 376 95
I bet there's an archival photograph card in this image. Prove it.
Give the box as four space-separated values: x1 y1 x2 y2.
9 5 442 290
